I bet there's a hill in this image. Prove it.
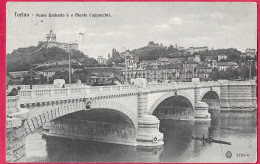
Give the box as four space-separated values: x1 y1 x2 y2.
6 46 98 72
107 42 185 64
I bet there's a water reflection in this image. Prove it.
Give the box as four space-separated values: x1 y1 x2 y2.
26 109 257 163
42 136 164 163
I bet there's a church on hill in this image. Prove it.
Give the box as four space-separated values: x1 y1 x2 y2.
38 30 78 52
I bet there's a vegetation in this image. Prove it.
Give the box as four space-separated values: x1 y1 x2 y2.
196 48 257 65
8 41 257 85
208 64 257 81
107 42 185 65
7 46 98 72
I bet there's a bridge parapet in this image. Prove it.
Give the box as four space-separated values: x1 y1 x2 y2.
18 85 139 100
15 81 255 102
6 96 29 162
144 82 221 94
227 80 255 86
11 81 256 108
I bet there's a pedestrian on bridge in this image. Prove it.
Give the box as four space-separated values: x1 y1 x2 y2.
7 87 21 96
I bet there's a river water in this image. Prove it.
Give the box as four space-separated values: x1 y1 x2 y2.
26 110 257 163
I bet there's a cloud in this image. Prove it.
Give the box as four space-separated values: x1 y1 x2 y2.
87 33 96 36
153 17 182 32
187 14 199 19
56 30 73 35
209 12 225 19
168 17 183 25
105 31 125 36
154 24 171 30
124 25 135 28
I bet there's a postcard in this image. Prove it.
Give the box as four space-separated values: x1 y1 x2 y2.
5 2 257 163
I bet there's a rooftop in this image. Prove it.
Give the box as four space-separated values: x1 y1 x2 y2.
217 62 237 66
185 59 199 64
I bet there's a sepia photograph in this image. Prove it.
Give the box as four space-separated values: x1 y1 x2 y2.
5 2 257 163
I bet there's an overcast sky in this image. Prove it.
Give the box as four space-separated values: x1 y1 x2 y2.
7 2 257 58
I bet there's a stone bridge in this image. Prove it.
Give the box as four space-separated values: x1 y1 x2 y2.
6 80 257 162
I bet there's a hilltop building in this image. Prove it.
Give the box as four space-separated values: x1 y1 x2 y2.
38 30 78 52
186 47 208 54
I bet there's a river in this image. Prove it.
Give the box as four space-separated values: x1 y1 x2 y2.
25 110 257 163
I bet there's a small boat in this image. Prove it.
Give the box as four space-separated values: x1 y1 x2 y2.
192 136 231 145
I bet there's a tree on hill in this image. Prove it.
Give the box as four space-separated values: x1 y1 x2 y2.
209 68 219 81
148 41 155 47
196 48 243 63
167 45 178 52
112 48 120 58
106 48 124 65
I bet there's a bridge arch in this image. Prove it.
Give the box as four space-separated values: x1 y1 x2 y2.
148 91 195 115
23 99 137 135
200 90 220 109
48 103 137 146
199 88 220 102
90 100 138 128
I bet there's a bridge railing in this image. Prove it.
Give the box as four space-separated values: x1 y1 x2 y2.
17 81 255 100
146 82 198 90
32 84 60 89
6 96 19 115
227 80 255 85
145 80 254 91
65 84 86 88
18 84 139 99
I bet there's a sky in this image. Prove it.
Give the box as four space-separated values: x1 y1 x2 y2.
6 2 257 58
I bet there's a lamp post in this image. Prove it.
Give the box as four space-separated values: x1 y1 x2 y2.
124 50 130 84
68 32 82 85
69 49 71 84
184 61 186 82
124 54 127 83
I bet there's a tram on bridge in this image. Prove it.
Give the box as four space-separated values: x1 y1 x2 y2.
87 74 119 86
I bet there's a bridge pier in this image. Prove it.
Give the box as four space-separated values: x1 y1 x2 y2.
136 93 164 147
6 96 29 162
220 84 230 109
194 102 211 122
194 84 211 122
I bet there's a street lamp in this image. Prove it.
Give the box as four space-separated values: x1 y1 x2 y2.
68 32 83 85
124 50 130 84
69 49 71 84
184 61 186 82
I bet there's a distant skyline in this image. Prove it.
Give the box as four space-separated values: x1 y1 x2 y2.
7 2 257 58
